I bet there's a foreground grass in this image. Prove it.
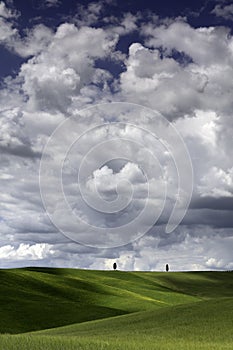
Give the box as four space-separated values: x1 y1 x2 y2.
0 336 232 350
0 269 232 349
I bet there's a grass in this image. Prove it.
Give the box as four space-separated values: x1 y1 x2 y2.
0 268 232 349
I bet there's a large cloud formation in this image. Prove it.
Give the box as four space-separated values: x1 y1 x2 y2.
0 0 232 270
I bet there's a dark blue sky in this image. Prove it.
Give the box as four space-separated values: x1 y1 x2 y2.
10 0 233 28
1 0 232 79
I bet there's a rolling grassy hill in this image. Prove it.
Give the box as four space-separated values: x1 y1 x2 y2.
0 268 232 349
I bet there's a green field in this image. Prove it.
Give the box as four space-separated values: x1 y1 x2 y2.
0 268 232 349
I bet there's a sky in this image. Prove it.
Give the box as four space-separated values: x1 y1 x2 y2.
0 0 233 271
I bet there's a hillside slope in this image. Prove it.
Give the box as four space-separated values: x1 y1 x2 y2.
37 297 233 344
0 268 232 334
